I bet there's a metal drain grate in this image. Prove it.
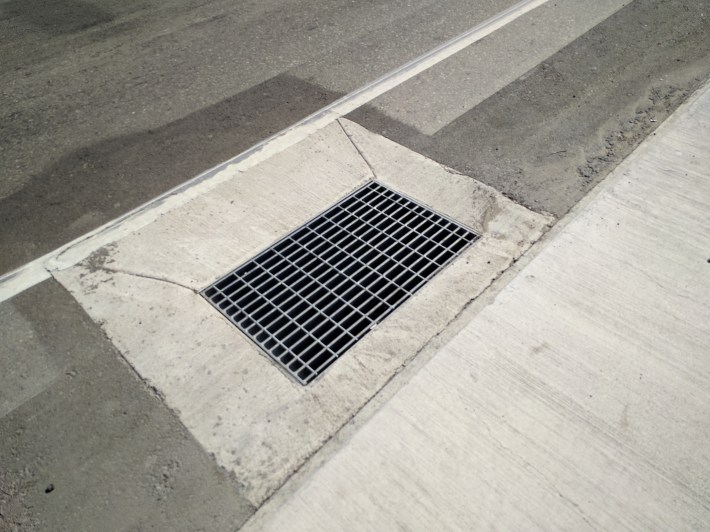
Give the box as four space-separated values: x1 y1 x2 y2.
202 181 479 384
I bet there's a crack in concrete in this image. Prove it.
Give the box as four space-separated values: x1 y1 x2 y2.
91 265 197 293
336 119 378 180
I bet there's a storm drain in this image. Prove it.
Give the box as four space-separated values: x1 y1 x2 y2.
202 181 479 384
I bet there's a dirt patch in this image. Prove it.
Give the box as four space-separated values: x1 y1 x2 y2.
84 243 118 273
578 83 691 182
0 470 39 532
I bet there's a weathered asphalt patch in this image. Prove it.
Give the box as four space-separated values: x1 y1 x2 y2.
55 119 552 506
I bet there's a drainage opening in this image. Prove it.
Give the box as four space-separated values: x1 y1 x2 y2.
202 181 479 385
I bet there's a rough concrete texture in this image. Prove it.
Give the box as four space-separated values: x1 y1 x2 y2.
0 280 254 531
349 0 710 217
54 120 552 506
0 0 515 274
244 81 710 532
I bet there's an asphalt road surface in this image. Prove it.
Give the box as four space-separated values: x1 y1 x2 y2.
1 0 516 273
1 0 709 275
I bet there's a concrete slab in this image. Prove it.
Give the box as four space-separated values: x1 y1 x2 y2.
0 280 254 532
54 119 552 506
243 84 710 530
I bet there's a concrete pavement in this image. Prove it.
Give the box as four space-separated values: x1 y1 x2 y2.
2 68 707 532
244 78 710 532
52 118 552 507
2 1 710 530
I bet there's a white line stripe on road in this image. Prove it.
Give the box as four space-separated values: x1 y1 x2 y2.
0 0 550 303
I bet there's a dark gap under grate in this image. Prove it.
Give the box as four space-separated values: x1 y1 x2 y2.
202 181 479 385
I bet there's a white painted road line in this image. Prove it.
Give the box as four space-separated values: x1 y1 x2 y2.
0 0 550 303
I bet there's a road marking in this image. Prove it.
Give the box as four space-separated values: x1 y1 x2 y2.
0 0 550 303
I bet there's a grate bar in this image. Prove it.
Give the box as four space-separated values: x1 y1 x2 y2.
203 181 479 384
